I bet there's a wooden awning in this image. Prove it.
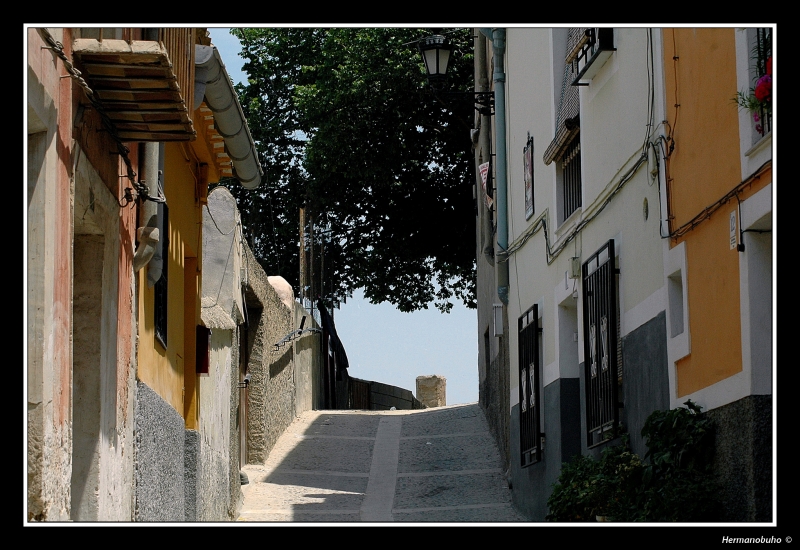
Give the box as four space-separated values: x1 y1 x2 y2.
72 38 196 141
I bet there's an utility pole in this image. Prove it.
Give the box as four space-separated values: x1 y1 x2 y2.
309 214 315 302
299 206 306 303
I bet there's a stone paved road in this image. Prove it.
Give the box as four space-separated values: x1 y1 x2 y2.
237 403 529 523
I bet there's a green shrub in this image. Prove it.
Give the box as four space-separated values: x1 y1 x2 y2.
546 401 721 522
634 399 720 522
546 435 643 522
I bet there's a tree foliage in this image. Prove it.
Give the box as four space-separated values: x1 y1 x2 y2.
226 27 476 312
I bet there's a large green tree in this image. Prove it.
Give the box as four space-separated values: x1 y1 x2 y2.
227 27 476 312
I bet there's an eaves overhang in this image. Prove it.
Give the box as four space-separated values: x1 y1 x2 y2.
195 44 263 190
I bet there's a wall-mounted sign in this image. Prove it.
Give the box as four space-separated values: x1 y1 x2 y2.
524 135 534 220
479 161 493 209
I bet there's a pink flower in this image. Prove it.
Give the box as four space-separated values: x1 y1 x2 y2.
755 75 771 102
752 112 760 123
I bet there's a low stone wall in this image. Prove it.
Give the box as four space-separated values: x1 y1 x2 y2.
349 377 425 410
242 244 322 465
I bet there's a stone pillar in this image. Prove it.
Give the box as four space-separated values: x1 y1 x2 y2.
416 375 446 408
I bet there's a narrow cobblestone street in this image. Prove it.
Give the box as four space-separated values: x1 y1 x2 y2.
237 403 527 523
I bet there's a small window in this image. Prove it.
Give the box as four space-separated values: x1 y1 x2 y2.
667 270 684 338
196 325 210 375
559 133 582 222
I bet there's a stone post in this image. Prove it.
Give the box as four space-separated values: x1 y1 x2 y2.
416 375 446 408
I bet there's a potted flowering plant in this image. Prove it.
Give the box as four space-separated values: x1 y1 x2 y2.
736 54 772 135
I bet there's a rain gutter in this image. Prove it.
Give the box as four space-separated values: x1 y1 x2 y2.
195 44 263 189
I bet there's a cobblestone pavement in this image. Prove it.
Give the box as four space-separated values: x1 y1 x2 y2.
237 403 529 523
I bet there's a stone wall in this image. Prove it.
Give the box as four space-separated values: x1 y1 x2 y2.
372 380 425 410
479 309 511 478
243 244 322 465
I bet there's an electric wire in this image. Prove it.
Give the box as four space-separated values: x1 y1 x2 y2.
498 29 662 267
37 28 165 207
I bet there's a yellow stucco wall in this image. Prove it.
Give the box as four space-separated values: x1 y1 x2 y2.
136 143 204 416
663 28 770 396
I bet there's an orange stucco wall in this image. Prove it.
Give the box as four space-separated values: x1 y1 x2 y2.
663 28 770 396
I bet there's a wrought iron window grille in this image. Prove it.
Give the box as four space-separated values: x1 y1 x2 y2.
519 304 544 467
582 239 622 448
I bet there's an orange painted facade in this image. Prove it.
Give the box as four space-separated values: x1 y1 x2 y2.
663 27 772 396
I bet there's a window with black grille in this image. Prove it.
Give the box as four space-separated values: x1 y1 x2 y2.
544 28 585 226
561 134 582 221
582 239 621 447
519 304 542 467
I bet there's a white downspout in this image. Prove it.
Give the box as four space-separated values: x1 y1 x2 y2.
132 141 161 281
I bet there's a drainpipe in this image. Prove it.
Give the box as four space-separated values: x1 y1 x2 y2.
133 28 164 283
481 28 508 304
146 143 166 287
132 141 161 281
475 30 494 267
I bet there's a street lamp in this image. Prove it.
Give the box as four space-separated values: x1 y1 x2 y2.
417 30 494 116
418 31 453 91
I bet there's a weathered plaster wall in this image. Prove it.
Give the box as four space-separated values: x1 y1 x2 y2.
473 29 512 476
293 300 321 416
184 430 199 521
27 27 73 522
197 186 248 520
72 149 136 521
194 329 236 520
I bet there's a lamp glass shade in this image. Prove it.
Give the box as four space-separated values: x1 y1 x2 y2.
419 35 452 79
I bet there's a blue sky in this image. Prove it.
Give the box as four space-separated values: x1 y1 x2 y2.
207 28 479 405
